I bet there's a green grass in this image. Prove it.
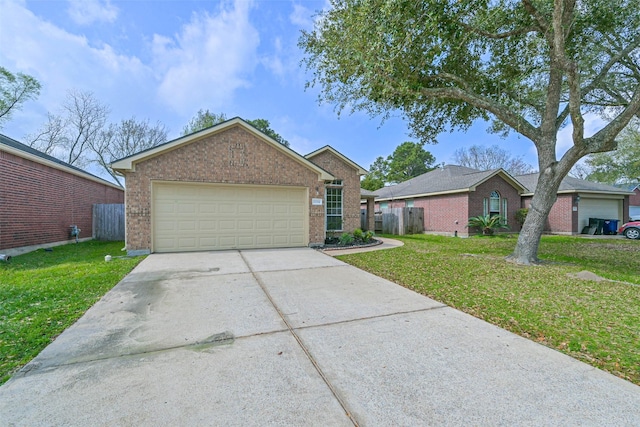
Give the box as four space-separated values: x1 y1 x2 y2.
0 241 144 384
337 234 640 385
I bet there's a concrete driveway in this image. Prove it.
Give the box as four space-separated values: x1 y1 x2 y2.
1 248 639 426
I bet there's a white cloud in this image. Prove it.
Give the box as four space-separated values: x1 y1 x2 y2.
289 3 313 28
0 0 152 136
67 0 118 26
152 0 260 115
261 37 285 78
556 113 607 159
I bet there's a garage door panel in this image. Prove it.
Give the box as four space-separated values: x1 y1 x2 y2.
199 203 217 214
256 220 272 230
199 221 216 231
153 183 308 252
219 204 236 214
237 220 254 230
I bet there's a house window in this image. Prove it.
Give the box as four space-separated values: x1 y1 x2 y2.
483 191 507 224
489 191 501 216
326 181 343 231
406 199 414 208
380 201 389 210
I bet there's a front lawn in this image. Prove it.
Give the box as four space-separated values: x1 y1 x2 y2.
0 241 144 384
337 234 640 385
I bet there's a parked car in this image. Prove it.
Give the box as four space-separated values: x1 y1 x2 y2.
618 220 640 240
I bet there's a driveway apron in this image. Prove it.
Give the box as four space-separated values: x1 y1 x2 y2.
1 248 639 426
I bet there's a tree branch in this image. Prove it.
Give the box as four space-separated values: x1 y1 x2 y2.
457 21 537 40
418 86 540 142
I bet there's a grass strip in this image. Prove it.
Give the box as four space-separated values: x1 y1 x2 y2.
0 241 144 384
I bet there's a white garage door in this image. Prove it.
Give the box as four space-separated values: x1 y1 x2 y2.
578 197 622 231
153 183 308 252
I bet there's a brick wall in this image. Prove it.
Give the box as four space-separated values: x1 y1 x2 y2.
630 188 640 206
122 125 329 251
521 194 576 233
0 150 124 251
414 193 469 236
306 149 362 234
473 175 523 232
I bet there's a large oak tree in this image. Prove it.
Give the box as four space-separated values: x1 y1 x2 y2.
300 0 640 264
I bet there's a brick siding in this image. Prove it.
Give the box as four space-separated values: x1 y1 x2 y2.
521 194 577 233
414 193 469 236
630 188 640 206
373 174 523 236
0 150 124 251
306 150 362 234
122 125 361 251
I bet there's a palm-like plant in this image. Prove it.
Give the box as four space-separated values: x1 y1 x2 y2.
467 215 509 236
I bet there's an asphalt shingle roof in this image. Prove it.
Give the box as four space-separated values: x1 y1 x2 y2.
367 165 631 200
0 134 122 188
373 165 510 199
516 173 631 194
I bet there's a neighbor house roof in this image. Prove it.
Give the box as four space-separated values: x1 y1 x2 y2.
373 165 527 201
0 134 123 190
305 146 368 175
516 173 633 196
111 117 335 181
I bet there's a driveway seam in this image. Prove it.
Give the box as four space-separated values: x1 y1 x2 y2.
239 250 361 427
289 304 449 332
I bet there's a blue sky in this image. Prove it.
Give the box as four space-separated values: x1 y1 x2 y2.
1 0 600 179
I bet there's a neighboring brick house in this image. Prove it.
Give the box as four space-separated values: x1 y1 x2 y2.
517 174 631 234
0 134 124 255
111 118 366 254
370 165 527 237
366 165 632 236
615 183 640 220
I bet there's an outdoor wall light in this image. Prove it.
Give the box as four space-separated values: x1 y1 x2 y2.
575 195 581 204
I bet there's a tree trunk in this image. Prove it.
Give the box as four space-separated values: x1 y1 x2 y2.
508 167 565 265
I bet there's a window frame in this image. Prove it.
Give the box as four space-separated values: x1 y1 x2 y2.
325 180 343 231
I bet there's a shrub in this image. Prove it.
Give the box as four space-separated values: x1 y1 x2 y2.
515 208 529 226
339 232 354 245
467 215 509 235
363 230 374 242
353 228 364 242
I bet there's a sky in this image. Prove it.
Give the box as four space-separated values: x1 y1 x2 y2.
0 0 604 181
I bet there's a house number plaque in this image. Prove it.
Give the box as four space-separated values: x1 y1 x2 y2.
229 142 247 167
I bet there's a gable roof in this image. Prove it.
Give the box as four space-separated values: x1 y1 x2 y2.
305 145 368 175
0 134 123 190
515 173 633 196
111 117 335 181
374 165 527 201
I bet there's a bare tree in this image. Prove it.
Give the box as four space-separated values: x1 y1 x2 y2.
452 145 535 175
568 162 591 180
28 90 109 167
27 113 66 156
91 117 168 186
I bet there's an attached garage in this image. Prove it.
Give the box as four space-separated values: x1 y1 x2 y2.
153 182 308 252
111 117 367 255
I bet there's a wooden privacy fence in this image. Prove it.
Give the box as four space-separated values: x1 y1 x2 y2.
93 204 125 241
373 207 424 235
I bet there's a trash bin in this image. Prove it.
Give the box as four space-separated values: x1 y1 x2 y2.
603 219 619 235
589 218 605 235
